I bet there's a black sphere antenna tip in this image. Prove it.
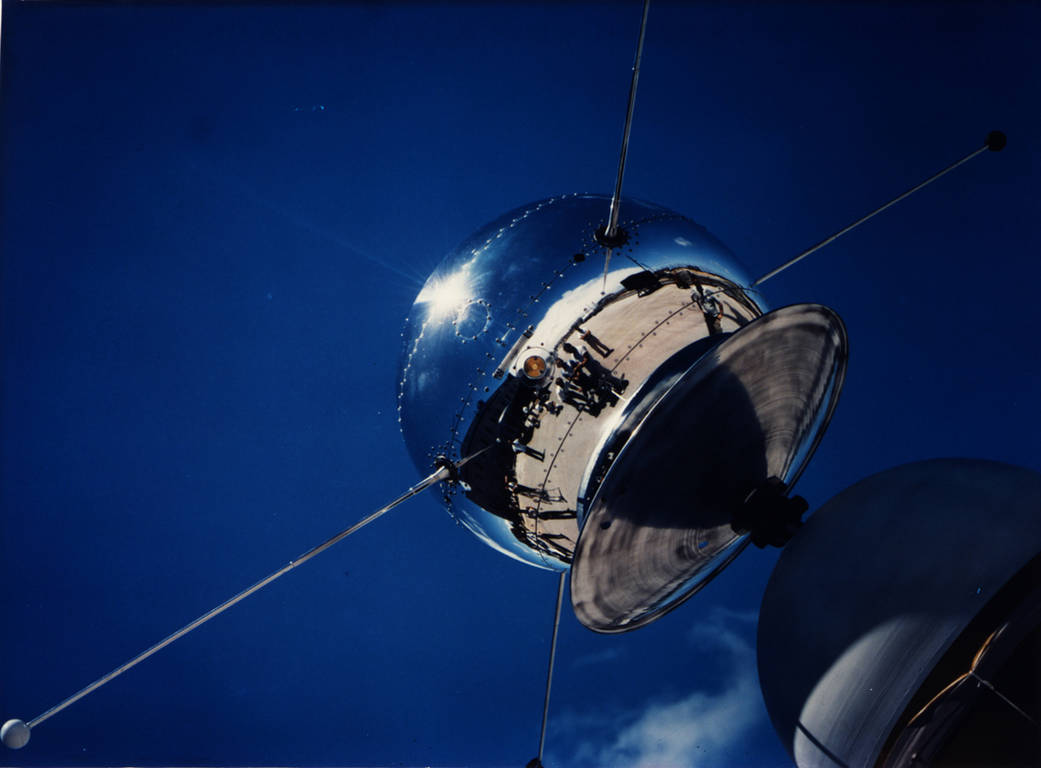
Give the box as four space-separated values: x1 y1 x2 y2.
986 130 1007 152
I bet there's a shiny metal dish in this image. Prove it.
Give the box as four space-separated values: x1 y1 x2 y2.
570 304 848 632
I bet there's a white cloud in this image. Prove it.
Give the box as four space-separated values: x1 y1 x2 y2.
555 609 764 768
598 667 759 767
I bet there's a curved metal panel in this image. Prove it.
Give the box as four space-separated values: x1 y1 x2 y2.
570 303 847 631
757 459 1041 768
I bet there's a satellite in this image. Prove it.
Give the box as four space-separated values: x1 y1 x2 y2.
3 2 1038 766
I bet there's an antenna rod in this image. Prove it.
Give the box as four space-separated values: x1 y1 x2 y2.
605 0 651 241
751 130 1007 288
530 572 566 768
1 452 484 750
597 0 651 294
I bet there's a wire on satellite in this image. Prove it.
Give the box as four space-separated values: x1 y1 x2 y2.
597 0 651 294
3 449 488 749
751 131 1006 288
530 572 566 768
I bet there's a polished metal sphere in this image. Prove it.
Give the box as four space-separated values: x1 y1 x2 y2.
398 193 764 570
1 720 30 750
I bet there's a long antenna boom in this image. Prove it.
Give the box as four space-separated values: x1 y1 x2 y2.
530 572 566 768
598 0 652 294
751 131 1006 288
606 0 651 240
2 452 485 749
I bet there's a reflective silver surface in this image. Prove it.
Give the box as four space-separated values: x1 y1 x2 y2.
757 459 1041 768
570 304 848 631
398 194 763 570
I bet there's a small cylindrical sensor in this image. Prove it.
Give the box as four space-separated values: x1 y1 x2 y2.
523 354 549 381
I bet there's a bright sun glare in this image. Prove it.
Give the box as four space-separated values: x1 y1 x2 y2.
416 268 472 319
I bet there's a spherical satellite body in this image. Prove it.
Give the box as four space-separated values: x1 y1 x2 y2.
398 194 848 631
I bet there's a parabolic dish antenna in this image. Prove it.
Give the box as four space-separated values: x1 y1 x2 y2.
571 303 847 632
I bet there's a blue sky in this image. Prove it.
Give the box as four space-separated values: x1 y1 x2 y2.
1 3 1039 767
